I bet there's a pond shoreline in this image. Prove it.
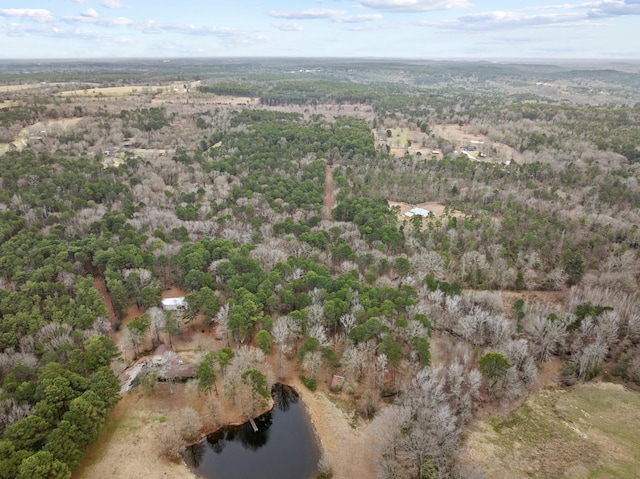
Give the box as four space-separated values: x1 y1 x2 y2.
182 397 275 449
183 382 324 479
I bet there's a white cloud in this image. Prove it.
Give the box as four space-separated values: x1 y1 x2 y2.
426 10 588 30
100 0 124 9
525 3 591 11
268 8 382 23
359 0 471 12
61 29 107 39
532 0 640 16
81 9 99 18
0 22 106 40
137 20 269 46
274 22 304 31
337 14 384 22
72 0 87 3
268 9 349 20
63 14 134 27
103 17 134 26
423 1 640 31
587 0 640 17
0 8 55 23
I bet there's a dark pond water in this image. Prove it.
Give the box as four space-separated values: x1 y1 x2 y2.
184 384 320 479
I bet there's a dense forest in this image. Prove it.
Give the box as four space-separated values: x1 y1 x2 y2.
1 58 640 478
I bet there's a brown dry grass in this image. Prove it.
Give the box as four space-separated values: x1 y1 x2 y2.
462 380 640 479
0 82 70 93
59 85 171 98
73 375 252 479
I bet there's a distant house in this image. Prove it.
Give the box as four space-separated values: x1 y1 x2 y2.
404 207 431 218
162 297 186 311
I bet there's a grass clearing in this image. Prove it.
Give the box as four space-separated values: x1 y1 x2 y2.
326 393 356 415
326 393 359 429
72 414 123 477
463 382 640 478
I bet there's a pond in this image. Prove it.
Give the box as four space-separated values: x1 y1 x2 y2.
184 384 320 479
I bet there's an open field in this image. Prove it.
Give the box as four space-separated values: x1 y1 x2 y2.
375 127 437 158
72 385 199 479
462 382 640 479
374 125 519 164
59 84 175 98
0 82 72 93
58 81 200 98
0 116 84 155
431 123 525 164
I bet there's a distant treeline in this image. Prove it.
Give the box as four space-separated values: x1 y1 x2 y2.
199 80 376 105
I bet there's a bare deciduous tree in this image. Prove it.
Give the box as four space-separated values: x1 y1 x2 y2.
179 407 200 442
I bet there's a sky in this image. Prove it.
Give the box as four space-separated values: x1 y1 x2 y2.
0 0 639 59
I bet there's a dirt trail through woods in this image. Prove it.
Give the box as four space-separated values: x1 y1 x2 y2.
93 276 117 325
324 165 334 220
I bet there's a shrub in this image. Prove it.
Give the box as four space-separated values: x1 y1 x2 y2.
299 374 317 391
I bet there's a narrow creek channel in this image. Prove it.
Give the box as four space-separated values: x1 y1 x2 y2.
184 384 320 479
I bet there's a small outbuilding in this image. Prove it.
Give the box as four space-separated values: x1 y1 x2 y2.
162 297 186 311
330 375 346 392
